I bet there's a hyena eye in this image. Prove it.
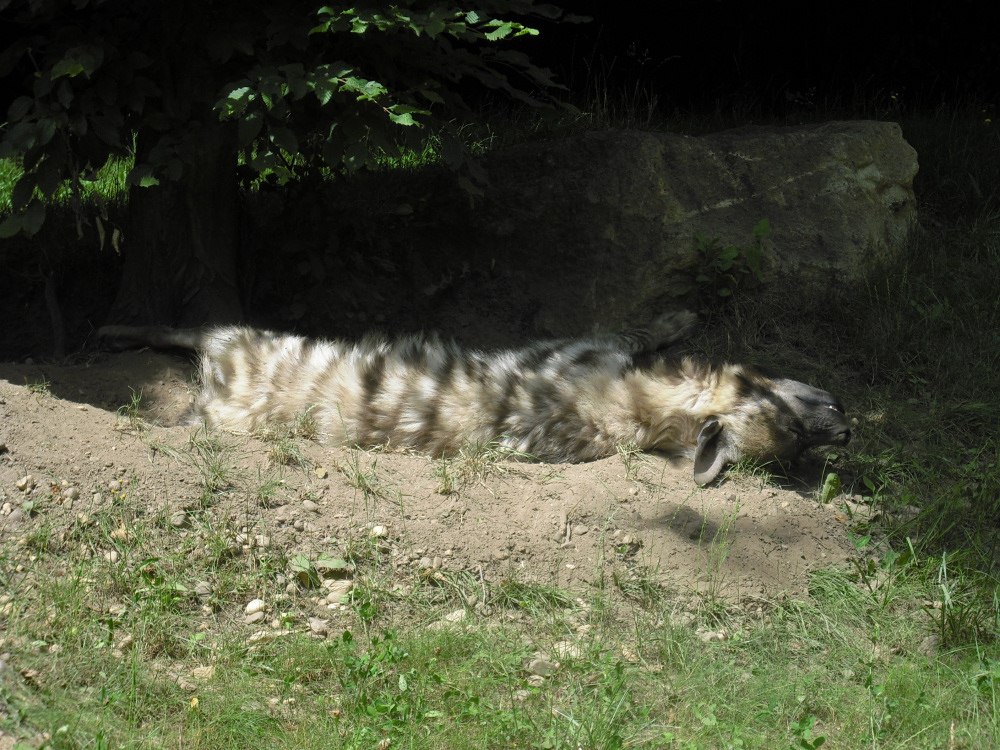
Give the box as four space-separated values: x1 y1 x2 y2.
796 394 845 414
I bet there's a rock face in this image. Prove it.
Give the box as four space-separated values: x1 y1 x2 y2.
476 121 918 336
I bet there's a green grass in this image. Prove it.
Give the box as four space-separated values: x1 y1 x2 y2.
3 510 999 749
0 155 131 212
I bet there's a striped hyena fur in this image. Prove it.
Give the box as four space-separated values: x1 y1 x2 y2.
98 311 851 484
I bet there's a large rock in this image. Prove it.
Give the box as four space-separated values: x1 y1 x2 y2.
475 121 918 336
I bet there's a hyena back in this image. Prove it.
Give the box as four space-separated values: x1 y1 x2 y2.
98 311 850 484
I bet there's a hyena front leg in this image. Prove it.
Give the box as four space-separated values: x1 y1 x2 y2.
613 310 698 354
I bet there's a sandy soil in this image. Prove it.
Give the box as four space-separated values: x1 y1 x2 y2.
0 349 869 609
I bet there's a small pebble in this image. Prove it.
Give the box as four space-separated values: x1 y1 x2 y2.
526 658 558 677
302 500 319 513
326 580 353 599
244 611 266 625
370 525 388 538
552 641 583 659
191 666 215 680
16 475 34 492
110 526 131 543
245 598 265 615
194 581 213 600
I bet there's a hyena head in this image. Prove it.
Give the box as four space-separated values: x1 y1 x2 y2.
693 371 852 485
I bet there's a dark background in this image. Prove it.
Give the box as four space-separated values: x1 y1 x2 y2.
532 1 998 109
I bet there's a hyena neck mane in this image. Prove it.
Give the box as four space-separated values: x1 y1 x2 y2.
625 356 748 455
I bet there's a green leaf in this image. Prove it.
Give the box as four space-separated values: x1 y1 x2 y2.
343 139 370 171
388 111 419 127
485 21 514 41
51 60 85 79
127 166 160 188
0 214 23 239
238 113 263 146
21 199 46 238
269 126 298 154
89 115 120 146
56 80 74 109
819 472 841 504
7 96 32 122
50 45 102 80
35 157 63 198
419 88 445 105
753 217 771 239
743 244 764 280
314 555 349 572
11 172 37 211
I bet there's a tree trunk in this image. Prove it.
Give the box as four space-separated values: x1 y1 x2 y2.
107 121 243 326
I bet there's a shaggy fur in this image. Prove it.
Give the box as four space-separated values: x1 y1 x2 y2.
98 311 851 484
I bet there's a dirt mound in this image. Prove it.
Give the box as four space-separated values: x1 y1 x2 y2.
0 351 866 604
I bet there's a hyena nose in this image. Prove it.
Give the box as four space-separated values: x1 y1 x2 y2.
833 427 852 444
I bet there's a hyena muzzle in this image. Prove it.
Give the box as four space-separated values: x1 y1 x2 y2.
98 311 851 484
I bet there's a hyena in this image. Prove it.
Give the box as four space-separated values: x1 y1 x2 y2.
98 311 851 484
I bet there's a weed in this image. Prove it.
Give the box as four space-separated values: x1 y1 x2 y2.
258 424 309 468
186 427 237 498
695 502 740 606
613 564 662 607
433 441 526 494
254 410 319 467
340 447 386 506
688 218 769 305
115 387 147 433
254 468 285 508
25 376 50 398
790 712 827 749
845 534 914 613
491 577 573 613
925 552 1000 648
616 440 647 481
817 470 842 504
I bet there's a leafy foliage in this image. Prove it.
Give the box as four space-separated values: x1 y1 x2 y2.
687 218 769 304
0 0 575 237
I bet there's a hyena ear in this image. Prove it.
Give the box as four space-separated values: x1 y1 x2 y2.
693 418 741 485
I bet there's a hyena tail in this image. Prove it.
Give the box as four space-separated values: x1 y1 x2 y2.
97 325 206 352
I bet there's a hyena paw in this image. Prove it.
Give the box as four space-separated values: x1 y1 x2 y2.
649 310 698 347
